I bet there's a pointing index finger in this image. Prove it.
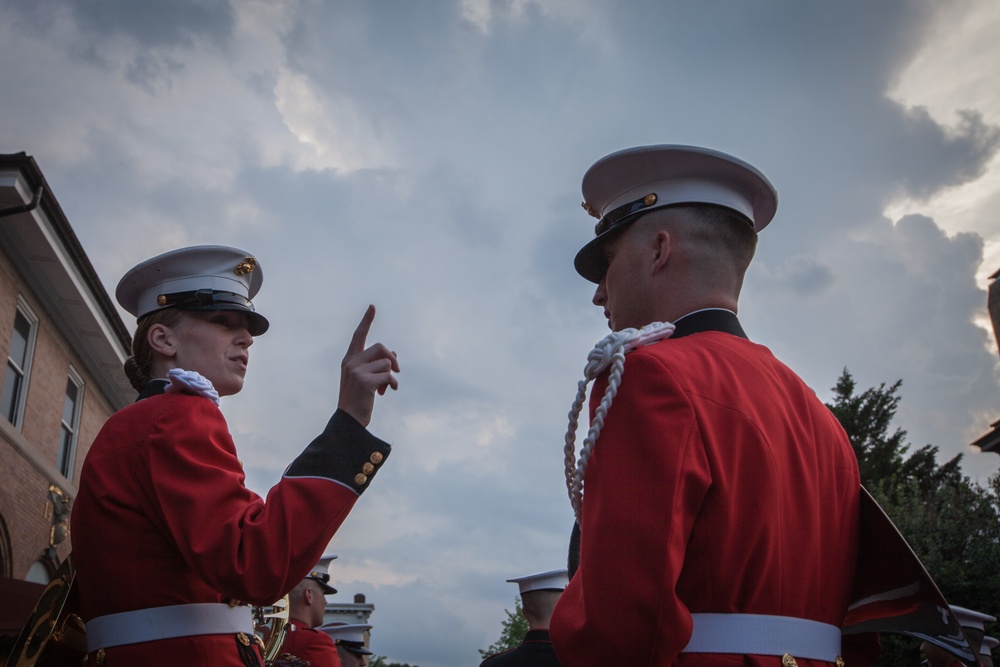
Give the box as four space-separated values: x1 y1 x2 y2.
347 304 376 356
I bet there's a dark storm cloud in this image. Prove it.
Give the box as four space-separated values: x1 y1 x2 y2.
891 108 1000 199
9 0 235 48
5 0 234 91
745 210 996 478
761 255 836 297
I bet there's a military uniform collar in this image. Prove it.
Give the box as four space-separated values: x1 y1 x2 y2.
671 308 747 340
136 378 169 402
524 629 553 643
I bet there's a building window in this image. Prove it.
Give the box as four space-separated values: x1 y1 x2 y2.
56 369 84 478
1 300 38 428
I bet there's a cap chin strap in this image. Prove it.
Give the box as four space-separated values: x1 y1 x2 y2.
563 321 676 523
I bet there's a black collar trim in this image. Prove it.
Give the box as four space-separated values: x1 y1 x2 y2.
671 309 747 340
136 379 169 402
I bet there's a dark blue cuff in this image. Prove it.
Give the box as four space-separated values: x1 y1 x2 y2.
284 410 391 494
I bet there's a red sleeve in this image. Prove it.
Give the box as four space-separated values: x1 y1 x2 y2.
140 395 362 603
550 351 711 665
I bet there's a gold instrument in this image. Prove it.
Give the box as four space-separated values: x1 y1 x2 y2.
4 556 296 667
252 596 292 665
4 555 85 667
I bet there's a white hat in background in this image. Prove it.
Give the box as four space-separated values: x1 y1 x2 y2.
318 623 373 655
506 569 569 595
306 554 338 595
951 605 996 634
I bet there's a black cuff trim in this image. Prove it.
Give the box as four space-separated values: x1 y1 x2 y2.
284 410 391 494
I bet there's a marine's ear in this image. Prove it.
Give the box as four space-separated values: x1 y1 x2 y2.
147 323 177 359
651 229 672 273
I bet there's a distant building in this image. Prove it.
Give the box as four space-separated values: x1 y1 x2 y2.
0 153 133 642
324 592 375 626
973 269 1000 455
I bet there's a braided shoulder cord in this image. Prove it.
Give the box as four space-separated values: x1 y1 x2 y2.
563 321 676 523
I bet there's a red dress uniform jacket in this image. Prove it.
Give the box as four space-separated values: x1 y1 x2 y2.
550 310 863 667
71 381 391 666
281 619 343 667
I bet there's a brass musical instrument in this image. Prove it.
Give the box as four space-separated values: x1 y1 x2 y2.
5 555 297 667
252 596 292 665
4 555 85 667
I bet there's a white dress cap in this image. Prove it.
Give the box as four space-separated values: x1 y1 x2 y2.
982 636 998 656
116 245 269 335
574 144 778 283
951 605 996 632
317 623 373 654
306 554 338 595
506 569 569 595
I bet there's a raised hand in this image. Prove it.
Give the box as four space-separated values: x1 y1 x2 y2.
337 305 399 426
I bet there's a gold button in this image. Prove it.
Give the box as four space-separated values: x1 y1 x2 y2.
228 598 241 608
362 462 375 475
354 473 368 485
157 294 167 306
94 648 106 665
238 632 251 646
782 654 798 667
370 452 383 464
835 658 845 667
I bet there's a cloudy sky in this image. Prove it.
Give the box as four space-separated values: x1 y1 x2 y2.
3 1 1000 665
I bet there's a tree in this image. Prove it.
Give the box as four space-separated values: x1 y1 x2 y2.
479 597 528 659
826 369 909 485
368 657 419 667
827 369 1000 666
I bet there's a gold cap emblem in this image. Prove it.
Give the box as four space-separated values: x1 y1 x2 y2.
234 257 257 276
581 201 599 219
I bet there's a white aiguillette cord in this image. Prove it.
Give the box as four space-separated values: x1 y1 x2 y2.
165 367 221 405
563 321 676 523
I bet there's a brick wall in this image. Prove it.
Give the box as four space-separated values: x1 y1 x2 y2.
0 244 118 579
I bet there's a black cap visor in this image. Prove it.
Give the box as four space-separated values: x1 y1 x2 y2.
145 289 270 335
308 572 337 595
574 207 662 283
342 643 373 656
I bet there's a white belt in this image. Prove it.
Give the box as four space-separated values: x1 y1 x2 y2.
682 613 842 662
86 603 254 651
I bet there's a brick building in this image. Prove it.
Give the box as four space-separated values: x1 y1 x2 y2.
0 153 133 642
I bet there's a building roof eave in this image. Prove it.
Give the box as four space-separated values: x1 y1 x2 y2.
0 152 135 410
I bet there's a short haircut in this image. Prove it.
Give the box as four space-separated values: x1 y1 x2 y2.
666 203 758 273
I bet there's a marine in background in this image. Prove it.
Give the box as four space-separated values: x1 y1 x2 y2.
281 556 343 667
321 624 373 667
480 570 566 667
